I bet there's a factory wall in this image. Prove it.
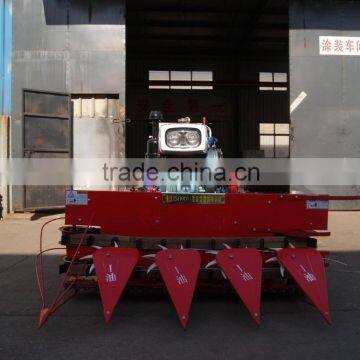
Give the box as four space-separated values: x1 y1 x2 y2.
289 0 360 209
11 0 126 210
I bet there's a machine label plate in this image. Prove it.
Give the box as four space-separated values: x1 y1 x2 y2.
65 190 88 205
162 193 225 205
306 200 329 209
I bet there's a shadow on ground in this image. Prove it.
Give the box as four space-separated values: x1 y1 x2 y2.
0 250 360 360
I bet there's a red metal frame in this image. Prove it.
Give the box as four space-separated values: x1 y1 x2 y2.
36 190 359 327
62 190 337 291
64 191 345 237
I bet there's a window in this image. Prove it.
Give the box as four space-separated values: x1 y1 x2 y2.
260 123 290 158
148 70 213 90
149 71 169 81
259 72 288 92
71 95 119 119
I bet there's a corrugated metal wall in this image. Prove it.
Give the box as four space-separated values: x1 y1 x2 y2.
290 0 360 209
11 0 126 210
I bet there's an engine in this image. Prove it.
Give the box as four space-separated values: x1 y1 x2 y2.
145 110 222 159
143 111 224 193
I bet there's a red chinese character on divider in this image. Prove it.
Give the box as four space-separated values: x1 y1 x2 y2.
334 39 344 52
321 38 332 52
346 39 355 52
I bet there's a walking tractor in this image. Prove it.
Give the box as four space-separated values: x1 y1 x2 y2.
36 111 360 328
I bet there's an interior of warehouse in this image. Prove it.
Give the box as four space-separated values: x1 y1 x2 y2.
125 0 289 158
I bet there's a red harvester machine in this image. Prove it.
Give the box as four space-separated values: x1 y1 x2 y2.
36 111 360 328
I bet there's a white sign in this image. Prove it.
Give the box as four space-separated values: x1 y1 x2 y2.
65 190 88 205
320 36 360 55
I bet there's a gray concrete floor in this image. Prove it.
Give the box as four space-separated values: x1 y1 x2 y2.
0 212 360 360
